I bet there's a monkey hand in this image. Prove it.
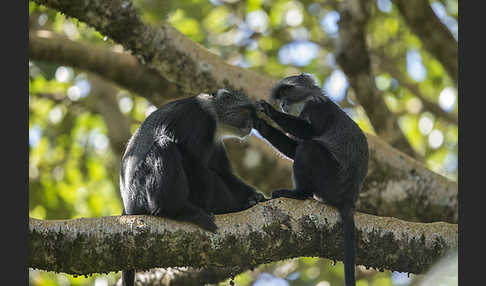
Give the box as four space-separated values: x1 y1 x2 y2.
246 192 269 208
255 100 274 116
251 116 264 131
251 116 272 137
254 192 269 202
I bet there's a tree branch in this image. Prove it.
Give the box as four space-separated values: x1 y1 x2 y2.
360 133 457 223
29 199 457 276
31 0 275 100
29 30 189 106
334 0 419 159
394 0 458 83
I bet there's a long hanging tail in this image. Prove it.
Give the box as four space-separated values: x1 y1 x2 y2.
121 270 135 286
122 270 135 286
121 208 135 286
339 203 356 286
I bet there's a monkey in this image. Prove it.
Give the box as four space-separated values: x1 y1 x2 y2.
119 89 266 286
251 73 368 286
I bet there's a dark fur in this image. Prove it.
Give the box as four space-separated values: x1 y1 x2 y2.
120 91 265 286
253 74 368 286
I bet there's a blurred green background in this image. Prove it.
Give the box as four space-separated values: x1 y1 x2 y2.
29 0 457 285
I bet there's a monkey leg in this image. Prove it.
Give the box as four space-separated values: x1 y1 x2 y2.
271 189 312 200
186 142 264 213
275 140 340 203
154 203 217 233
143 142 217 233
191 165 253 215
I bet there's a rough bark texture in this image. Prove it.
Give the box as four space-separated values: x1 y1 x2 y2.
29 30 188 106
29 198 457 276
395 0 458 83
361 134 457 223
335 0 419 159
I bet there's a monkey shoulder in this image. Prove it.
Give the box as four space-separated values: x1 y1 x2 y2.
120 105 180 186
298 98 334 134
121 134 177 188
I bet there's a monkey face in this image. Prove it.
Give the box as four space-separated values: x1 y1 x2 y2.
212 89 255 138
271 73 327 116
280 98 306 117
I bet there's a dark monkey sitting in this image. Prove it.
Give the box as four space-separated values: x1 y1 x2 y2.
252 74 368 286
120 89 266 286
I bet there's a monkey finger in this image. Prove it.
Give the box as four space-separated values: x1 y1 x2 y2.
255 101 272 115
271 189 288 199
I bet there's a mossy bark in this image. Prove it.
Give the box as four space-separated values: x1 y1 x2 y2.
29 30 188 106
360 134 457 223
335 0 418 159
30 199 457 276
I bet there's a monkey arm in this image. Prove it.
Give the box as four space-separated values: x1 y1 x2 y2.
208 143 261 199
207 143 236 174
257 101 313 139
253 117 298 159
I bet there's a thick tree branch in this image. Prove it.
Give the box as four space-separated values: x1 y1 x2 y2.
29 199 457 276
335 0 419 159
394 0 458 83
29 30 189 105
361 133 457 223
32 0 274 100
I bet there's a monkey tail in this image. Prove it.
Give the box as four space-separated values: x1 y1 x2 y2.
121 270 135 286
338 203 356 286
120 208 135 286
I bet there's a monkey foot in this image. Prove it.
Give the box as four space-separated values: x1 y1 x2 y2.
271 189 311 200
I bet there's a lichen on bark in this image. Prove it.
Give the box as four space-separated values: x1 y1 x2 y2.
29 199 457 276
